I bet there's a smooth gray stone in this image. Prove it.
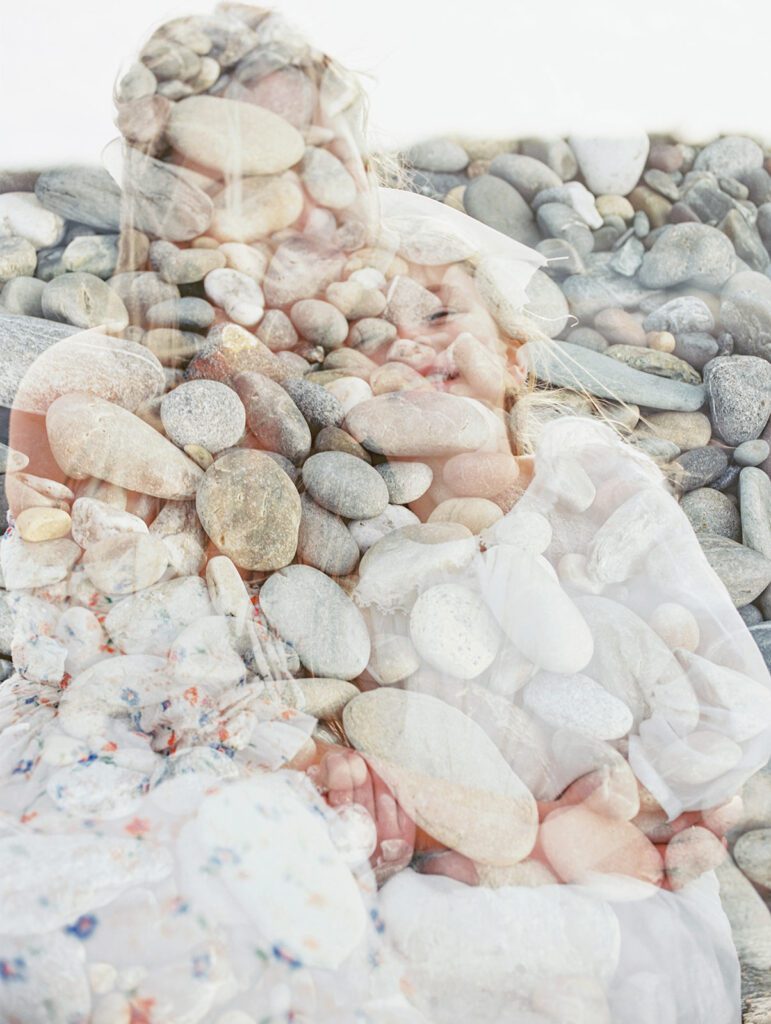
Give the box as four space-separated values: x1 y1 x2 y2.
643 168 681 201
564 326 608 351
34 165 122 230
62 234 120 279
297 492 360 576
680 178 738 225
0 277 45 318
711 463 742 492
739 471 771 597
738 604 764 627
523 269 570 338
34 246 67 282
722 210 769 273
561 260 654 320
488 153 561 202
673 332 719 371
517 340 707 411
758 204 771 249
643 296 715 334
638 223 736 289
463 175 539 246
0 311 80 407
693 135 764 180
41 272 129 331
0 237 36 283
704 356 771 446
282 377 344 433
609 236 644 277
519 137 578 180
404 168 468 199
680 487 741 540
698 534 771 607
535 202 593 256
405 138 469 174
742 168 771 206
675 446 729 491
720 271 771 361
109 271 179 324
146 296 215 331
735 440 771 467
121 147 213 241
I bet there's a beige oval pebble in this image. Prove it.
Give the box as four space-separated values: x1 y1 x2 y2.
343 688 538 865
15 506 72 542
346 391 490 457
428 497 503 534
167 96 305 176
442 451 519 499
46 392 203 500
410 583 502 680
196 449 300 571
82 533 169 595
265 677 359 720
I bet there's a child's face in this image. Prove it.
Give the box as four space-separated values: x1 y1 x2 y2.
404 262 502 354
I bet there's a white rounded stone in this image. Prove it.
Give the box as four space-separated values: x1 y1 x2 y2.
409 582 502 680
523 671 634 740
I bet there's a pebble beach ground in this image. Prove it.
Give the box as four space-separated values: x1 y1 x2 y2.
0 7 770 1017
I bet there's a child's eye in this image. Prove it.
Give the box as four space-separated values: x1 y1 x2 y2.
426 308 456 323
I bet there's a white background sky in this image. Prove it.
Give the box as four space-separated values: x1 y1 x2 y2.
1 0 769 171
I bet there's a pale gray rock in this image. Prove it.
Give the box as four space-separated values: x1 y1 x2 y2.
705 356 771 445
523 269 570 338
733 829 771 889
122 147 214 242
523 671 633 740
375 461 433 504
639 223 736 290
281 377 344 432
346 391 491 456
535 202 593 257
260 564 370 679
196 448 300 570
149 239 226 283
46 392 203 499
0 237 36 284
0 275 45 317
348 504 420 553
161 379 246 453
83 533 169 595
0 311 79 407
406 138 469 174
681 488 741 540
41 272 129 331
409 582 502 680
34 165 123 230
517 340 707 411
300 146 357 208
715 856 771 971
302 451 389 519
463 174 539 246
735 439 770 467
643 296 715 334
489 153 561 201
568 133 649 195
693 136 764 180
235 371 311 463
146 296 214 331
166 95 305 176
699 534 771 607
108 271 179 323
14 331 165 414
297 493 360 576
290 298 348 349
719 271 771 361
104 576 212 655
675 446 729 491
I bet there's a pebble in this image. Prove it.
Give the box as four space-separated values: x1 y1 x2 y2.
324 375 373 416
0 191 66 248
593 308 646 346
672 332 718 370
442 451 518 500
406 137 469 173
61 233 121 278
344 688 538 864
346 391 490 456
409 582 502 680
263 236 346 307
517 340 707 412
536 202 593 256
533 181 603 228
196 449 300 570
122 147 213 241
648 602 700 651
290 299 349 349
523 269 570 337
720 271 771 362
0 237 36 284
643 296 715 334
568 133 649 196
211 175 304 241
40 272 129 331
47 392 203 499
674 446 729 490
463 174 539 245
160 379 246 453
680 488 741 540
0 274 45 316
375 461 433 506
297 493 360 576
640 410 712 450
699 534 771 606
261 564 370 679
488 153 561 201
704 355 771 445
348 504 420 553
693 135 764 180
609 236 645 277
34 165 123 230
740 468 771 575
520 136 578 179
522 672 633 740
665 826 726 890
302 451 389 519
638 223 736 290
15 506 72 543
281 377 344 433
257 309 298 352
606 344 700 385
83 533 169 595
146 295 214 330
428 497 503 533
71 497 148 549
166 95 305 175
735 439 770 467
722 209 769 272
234 371 311 463
149 239 226 283
300 146 357 208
